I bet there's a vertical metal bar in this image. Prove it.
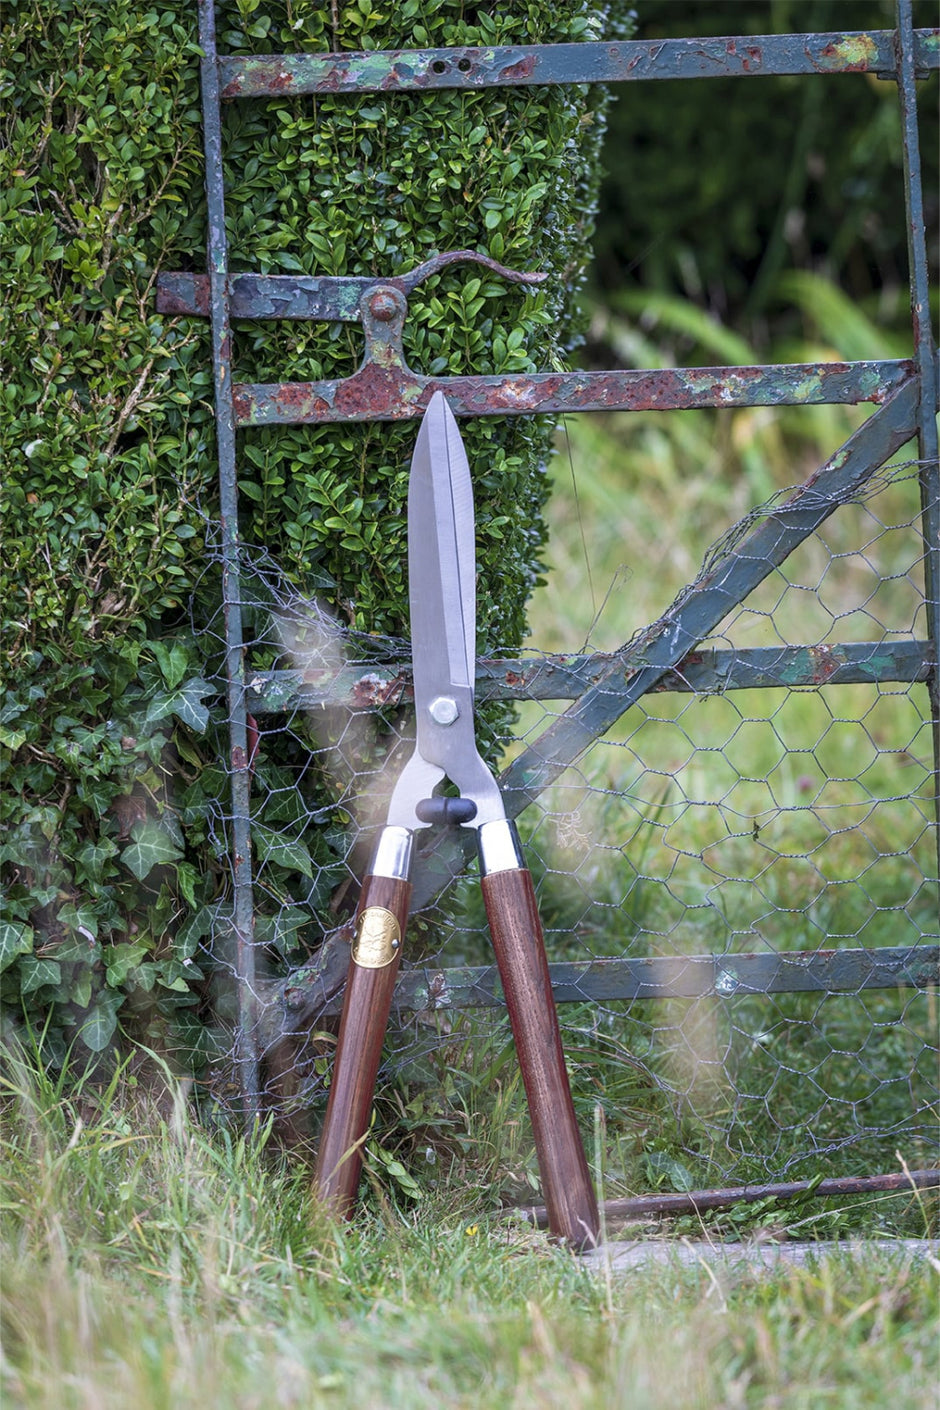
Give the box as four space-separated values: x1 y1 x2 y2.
896 0 940 888
198 0 259 1114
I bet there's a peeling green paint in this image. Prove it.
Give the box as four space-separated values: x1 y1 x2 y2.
817 33 879 72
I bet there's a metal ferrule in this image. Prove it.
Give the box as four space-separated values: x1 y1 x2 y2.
477 819 525 877
369 825 414 881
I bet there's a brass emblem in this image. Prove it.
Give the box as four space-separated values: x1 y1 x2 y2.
352 907 401 969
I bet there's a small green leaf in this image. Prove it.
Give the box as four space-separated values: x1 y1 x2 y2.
145 677 213 732
150 640 191 690
78 998 119 1053
19 957 61 994
57 901 98 941
121 818 184 881
159 975 191 993
254 828 315 879
104 941 149 986
0 921 34 972
643 1152 695 1193
385 1159 421 1197
176 906 213 959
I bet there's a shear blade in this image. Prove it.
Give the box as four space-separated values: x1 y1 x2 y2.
408 390 476 698
386 392 504 831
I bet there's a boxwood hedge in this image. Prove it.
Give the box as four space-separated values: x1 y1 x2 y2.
0 1 629 1074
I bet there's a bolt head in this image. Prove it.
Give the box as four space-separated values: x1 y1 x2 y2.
368 289 401 322
428 695 459 726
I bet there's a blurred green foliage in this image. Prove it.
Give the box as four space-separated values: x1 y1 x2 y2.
594 0 938 339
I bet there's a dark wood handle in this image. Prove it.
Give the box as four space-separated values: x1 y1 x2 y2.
481 866 600 1249
313 872 411 1214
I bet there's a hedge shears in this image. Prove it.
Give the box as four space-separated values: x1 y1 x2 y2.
314 391 600 1248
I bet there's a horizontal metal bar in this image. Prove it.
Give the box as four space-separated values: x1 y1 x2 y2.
156 252 543 322
519 1168 940 1229
218 31 940 98
157 271 367 322
233 361 914 424
280 944 939 1017
246 640 932 714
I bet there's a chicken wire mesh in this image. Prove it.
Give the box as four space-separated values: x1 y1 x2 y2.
186 440 939 1196
154 0 938 1208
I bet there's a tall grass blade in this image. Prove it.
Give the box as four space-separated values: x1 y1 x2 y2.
776 271 909 361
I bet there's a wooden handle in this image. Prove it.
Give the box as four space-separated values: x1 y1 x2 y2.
313 872 411 1214
481 866 600 1249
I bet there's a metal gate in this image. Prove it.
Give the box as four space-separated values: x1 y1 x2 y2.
158 1 938 1202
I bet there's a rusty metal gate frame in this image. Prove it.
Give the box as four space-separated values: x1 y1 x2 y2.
158 1 939 1124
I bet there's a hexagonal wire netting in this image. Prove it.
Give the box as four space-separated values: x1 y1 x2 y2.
172 0 938 1212
190 441 938 1200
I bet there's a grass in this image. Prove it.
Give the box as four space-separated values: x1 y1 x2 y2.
1 1048 937 1410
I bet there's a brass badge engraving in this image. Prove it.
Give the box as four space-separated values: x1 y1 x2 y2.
352 907 401 969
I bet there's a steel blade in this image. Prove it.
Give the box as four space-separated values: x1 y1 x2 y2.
387 391 505 831
408 390 476 701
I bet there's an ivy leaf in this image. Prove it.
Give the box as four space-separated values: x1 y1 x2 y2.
254 907 313 955
0 921 34 972
168 677 216 732
74 838 119 882
105 942 150 986
254 828 315 879
176 861 199 909
78 996 120 1053
176 906 213 960
159 975 191 993
70 971 93 1008
642 1152 695 1193
150 639 191 690
145 677 215 733
121 818 184 881
57 901 98 941
19 957 61 995
128 961 159 992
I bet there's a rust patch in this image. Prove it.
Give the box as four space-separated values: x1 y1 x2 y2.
234 381 330 424
351 672 409 708
155 274 210 316
263 68 299 94
498 56 538 82
652 651 703 692
246 713 260 778
335 362 418 419
807 644 841 683
381 63 426 90
223 66 298 97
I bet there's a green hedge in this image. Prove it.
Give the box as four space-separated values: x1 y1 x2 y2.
0 1 628 1071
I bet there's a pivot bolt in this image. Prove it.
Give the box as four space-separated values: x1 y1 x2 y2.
428 695 459 725
368 289 401 322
